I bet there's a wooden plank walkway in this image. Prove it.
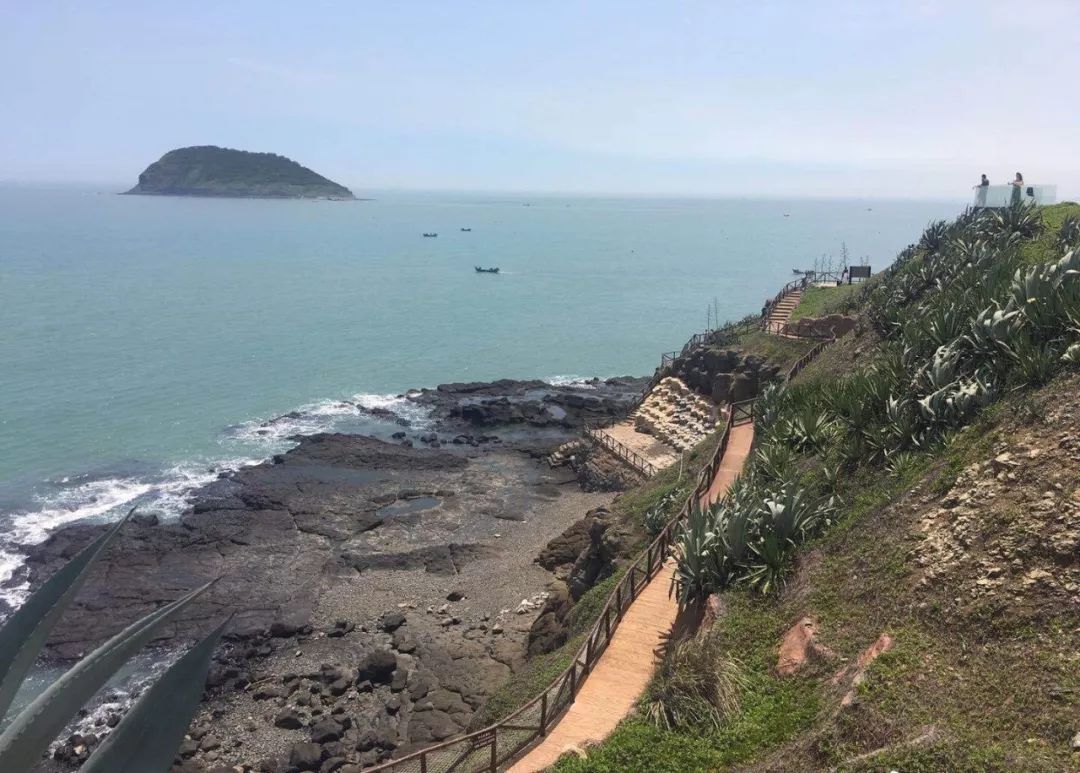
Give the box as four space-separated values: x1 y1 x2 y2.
509 422 754 772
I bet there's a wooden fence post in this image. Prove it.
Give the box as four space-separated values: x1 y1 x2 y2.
540 693 548 736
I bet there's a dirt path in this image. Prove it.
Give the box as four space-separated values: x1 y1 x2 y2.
509 422 754 771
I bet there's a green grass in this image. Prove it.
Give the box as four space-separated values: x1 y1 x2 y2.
551 593 821 773
548 378 1080 771
789 284 862 321
737 330 817 372
1020 202 1080 267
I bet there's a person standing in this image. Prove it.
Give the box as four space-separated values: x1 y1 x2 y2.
974 173 990 207
1010 172 1024 206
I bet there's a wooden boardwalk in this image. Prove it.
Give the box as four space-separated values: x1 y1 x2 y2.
509 422 754 772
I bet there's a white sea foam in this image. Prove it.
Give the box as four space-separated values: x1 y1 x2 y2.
230 392 434 445
544 375 599 389
0 458 259 610
0 392 434 612
229 399 364 444
352 391 434 428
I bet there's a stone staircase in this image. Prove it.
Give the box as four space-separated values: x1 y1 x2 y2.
629 377 720 453
765 289 802 334
548 438 586 468
550 377 720 488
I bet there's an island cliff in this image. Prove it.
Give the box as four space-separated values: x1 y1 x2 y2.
125 146 354 199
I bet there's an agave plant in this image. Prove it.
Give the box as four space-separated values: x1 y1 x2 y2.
964 304 1020 364
671 504 715 608
745 532 788 594
781 403 833 452
913 343 965 394
1008 335 1061 387
917 374 995 430
1058 215 1080 254
644 491 681 536
918 220 950 255
1006 250 1080 334
989 201 1044 239
752 442 798 483
0 512 223 773
827 374 884 435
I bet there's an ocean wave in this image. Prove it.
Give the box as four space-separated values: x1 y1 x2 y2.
229 392 434 445
0 458 258 609
352 391 434 427
0 391 433 612
228 398 365 444
544 375 600 389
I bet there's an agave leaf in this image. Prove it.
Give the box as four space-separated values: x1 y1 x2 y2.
0 512 131 719
0 581 214 771
80 619 228 773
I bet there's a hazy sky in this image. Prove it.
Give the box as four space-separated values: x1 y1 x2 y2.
3 1 1078 198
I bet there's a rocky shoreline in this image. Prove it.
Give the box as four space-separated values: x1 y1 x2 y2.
13 376 648 772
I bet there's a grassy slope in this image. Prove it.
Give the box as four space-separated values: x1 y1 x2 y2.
1021 201 1080 266
736 330 817 372
555 357 1080 773
788 284 862 321
550 204 1080 772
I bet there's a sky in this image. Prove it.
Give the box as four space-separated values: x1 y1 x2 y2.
2 1 1079 199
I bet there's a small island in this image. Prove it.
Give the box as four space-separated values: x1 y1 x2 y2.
125 145 354 199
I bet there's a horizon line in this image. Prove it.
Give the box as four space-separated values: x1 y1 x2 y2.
0 179 972 204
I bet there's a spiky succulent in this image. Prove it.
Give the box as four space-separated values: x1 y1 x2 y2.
0 512 223 773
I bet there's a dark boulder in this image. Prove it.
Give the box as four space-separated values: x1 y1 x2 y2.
289 741 324 771
357 649 397 684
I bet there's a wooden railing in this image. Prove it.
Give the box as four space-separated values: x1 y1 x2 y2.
764 319 836 339
679 331 713 356
363 398 756 773
583 424 660 478
784 337 832 381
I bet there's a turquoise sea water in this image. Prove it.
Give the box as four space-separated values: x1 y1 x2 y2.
0 184 959 599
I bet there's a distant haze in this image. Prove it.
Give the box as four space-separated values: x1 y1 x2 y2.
2 1 1078 199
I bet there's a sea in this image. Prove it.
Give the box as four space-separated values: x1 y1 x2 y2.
0 184 961 609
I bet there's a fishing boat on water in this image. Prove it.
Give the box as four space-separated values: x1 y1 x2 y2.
460 227 472 232
474 266 500 274
422 232 438 238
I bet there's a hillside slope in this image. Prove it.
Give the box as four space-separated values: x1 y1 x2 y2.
126 146 354 199
551 202 1080 772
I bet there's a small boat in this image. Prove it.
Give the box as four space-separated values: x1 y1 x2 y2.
460 227 472 232
422 232 438 238
474 266 500 274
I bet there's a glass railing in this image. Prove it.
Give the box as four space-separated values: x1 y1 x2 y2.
973 184 1056 208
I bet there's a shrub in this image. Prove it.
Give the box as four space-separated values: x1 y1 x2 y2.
644 633 747 732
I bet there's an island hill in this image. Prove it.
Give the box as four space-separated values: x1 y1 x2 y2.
125 145 354 199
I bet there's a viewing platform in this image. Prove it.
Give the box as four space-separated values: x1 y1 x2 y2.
974 183 1056 208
